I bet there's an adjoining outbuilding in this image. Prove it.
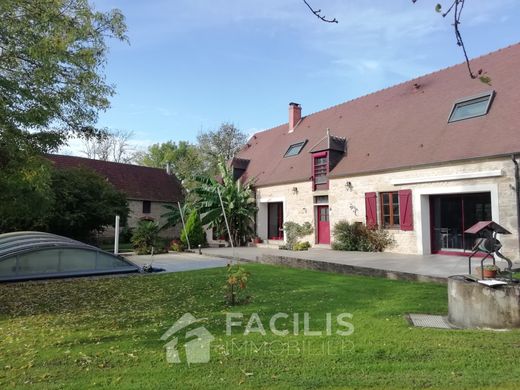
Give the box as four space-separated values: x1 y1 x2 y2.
47 155 184 238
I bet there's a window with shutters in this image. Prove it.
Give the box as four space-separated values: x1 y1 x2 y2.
367 190 413 231
380 192 400 228
312 152 328 190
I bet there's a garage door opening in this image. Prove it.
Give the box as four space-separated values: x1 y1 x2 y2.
430 192 492 255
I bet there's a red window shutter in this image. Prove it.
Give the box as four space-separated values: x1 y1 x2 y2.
365 192 377 228
398 189 413 231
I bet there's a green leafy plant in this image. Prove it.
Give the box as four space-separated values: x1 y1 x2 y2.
169 239 184 252
226 264 251 305
190 159 257 246
131 220 163 255
283 221 314 250
332 220 394 252
45 167 129 241
180 210 207 249
293 241 312 251
161 203 191 231
483 265 500 271
119 226 134 243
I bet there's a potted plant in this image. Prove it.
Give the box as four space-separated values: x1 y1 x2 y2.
482 264 500 279
252 236 262 244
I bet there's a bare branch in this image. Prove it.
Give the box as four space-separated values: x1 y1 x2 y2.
413 0 490 83
302 0 338 24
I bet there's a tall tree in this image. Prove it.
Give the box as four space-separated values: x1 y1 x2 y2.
0 0 127 232
81 129 135 163
197 123 248 175
45 167 129 241
0 0 127 141
0 134 53 233
135 140 204 184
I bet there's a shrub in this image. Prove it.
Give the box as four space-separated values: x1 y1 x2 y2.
332 221 394 252
226 264 250 305
120 226 133 243
284 221 314 249
131 220 162 255
293 241 311 251
170 239 184 252
180 210 207 249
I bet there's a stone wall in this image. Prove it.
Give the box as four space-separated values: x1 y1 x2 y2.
128 199 179 238
254 156 519 260
256 182 316 244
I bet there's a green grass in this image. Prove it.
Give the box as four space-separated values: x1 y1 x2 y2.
1 264 519 389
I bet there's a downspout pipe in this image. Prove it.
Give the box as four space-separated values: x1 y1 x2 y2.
512 154 520 257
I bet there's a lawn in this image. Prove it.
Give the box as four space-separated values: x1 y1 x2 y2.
1 264 519 389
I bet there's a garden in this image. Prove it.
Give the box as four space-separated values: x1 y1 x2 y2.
1 264 519 389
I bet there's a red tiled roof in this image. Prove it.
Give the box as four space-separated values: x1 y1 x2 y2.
48 155 183 203
237 43 520 187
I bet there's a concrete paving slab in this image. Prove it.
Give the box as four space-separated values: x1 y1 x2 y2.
126 252 229 273
200 247 519 282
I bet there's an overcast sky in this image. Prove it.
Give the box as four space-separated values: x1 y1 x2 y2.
61 0 520 155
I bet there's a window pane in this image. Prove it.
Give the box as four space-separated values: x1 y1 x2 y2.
392 193 399 205
97 253 130 269
59 249 97 272
18 250 61 275
449 95 491 122
0 257 17 276
284 141 306 157
314 196 328 204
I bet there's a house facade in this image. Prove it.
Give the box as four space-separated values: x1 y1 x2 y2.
48 155 184 238
233 44 520 260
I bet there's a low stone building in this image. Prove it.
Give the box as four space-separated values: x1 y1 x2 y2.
232 43 520 260
48 155 184 238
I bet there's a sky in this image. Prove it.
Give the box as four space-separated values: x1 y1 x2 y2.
61 0 520 156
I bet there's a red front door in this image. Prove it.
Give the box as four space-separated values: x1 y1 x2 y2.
317 206 330 244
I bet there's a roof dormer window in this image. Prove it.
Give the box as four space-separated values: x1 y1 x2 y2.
284 140 307 157
448 90 495 123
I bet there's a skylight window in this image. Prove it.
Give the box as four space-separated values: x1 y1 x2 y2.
448 91 495 123
284 140 307 157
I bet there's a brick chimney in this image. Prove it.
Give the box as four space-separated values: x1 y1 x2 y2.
288 102 301 132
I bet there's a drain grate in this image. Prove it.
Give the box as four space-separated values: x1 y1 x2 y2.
408 314 455 329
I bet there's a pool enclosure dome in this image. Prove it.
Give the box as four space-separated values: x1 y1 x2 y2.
0 231 139 282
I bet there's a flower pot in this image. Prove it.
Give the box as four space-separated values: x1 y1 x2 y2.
483 269 497 278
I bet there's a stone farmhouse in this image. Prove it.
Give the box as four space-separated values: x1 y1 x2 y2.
48 155 183 237
232 44 520 260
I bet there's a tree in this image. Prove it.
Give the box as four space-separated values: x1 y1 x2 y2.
197 123 248 175
190 160 257 246
0 0 127 232
131 220 162 255
180 210 207 248
81 129 136 163
135 141 204 185
45 167 129 241
0 135 54 233
0 0 127 142
161 203 190 231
